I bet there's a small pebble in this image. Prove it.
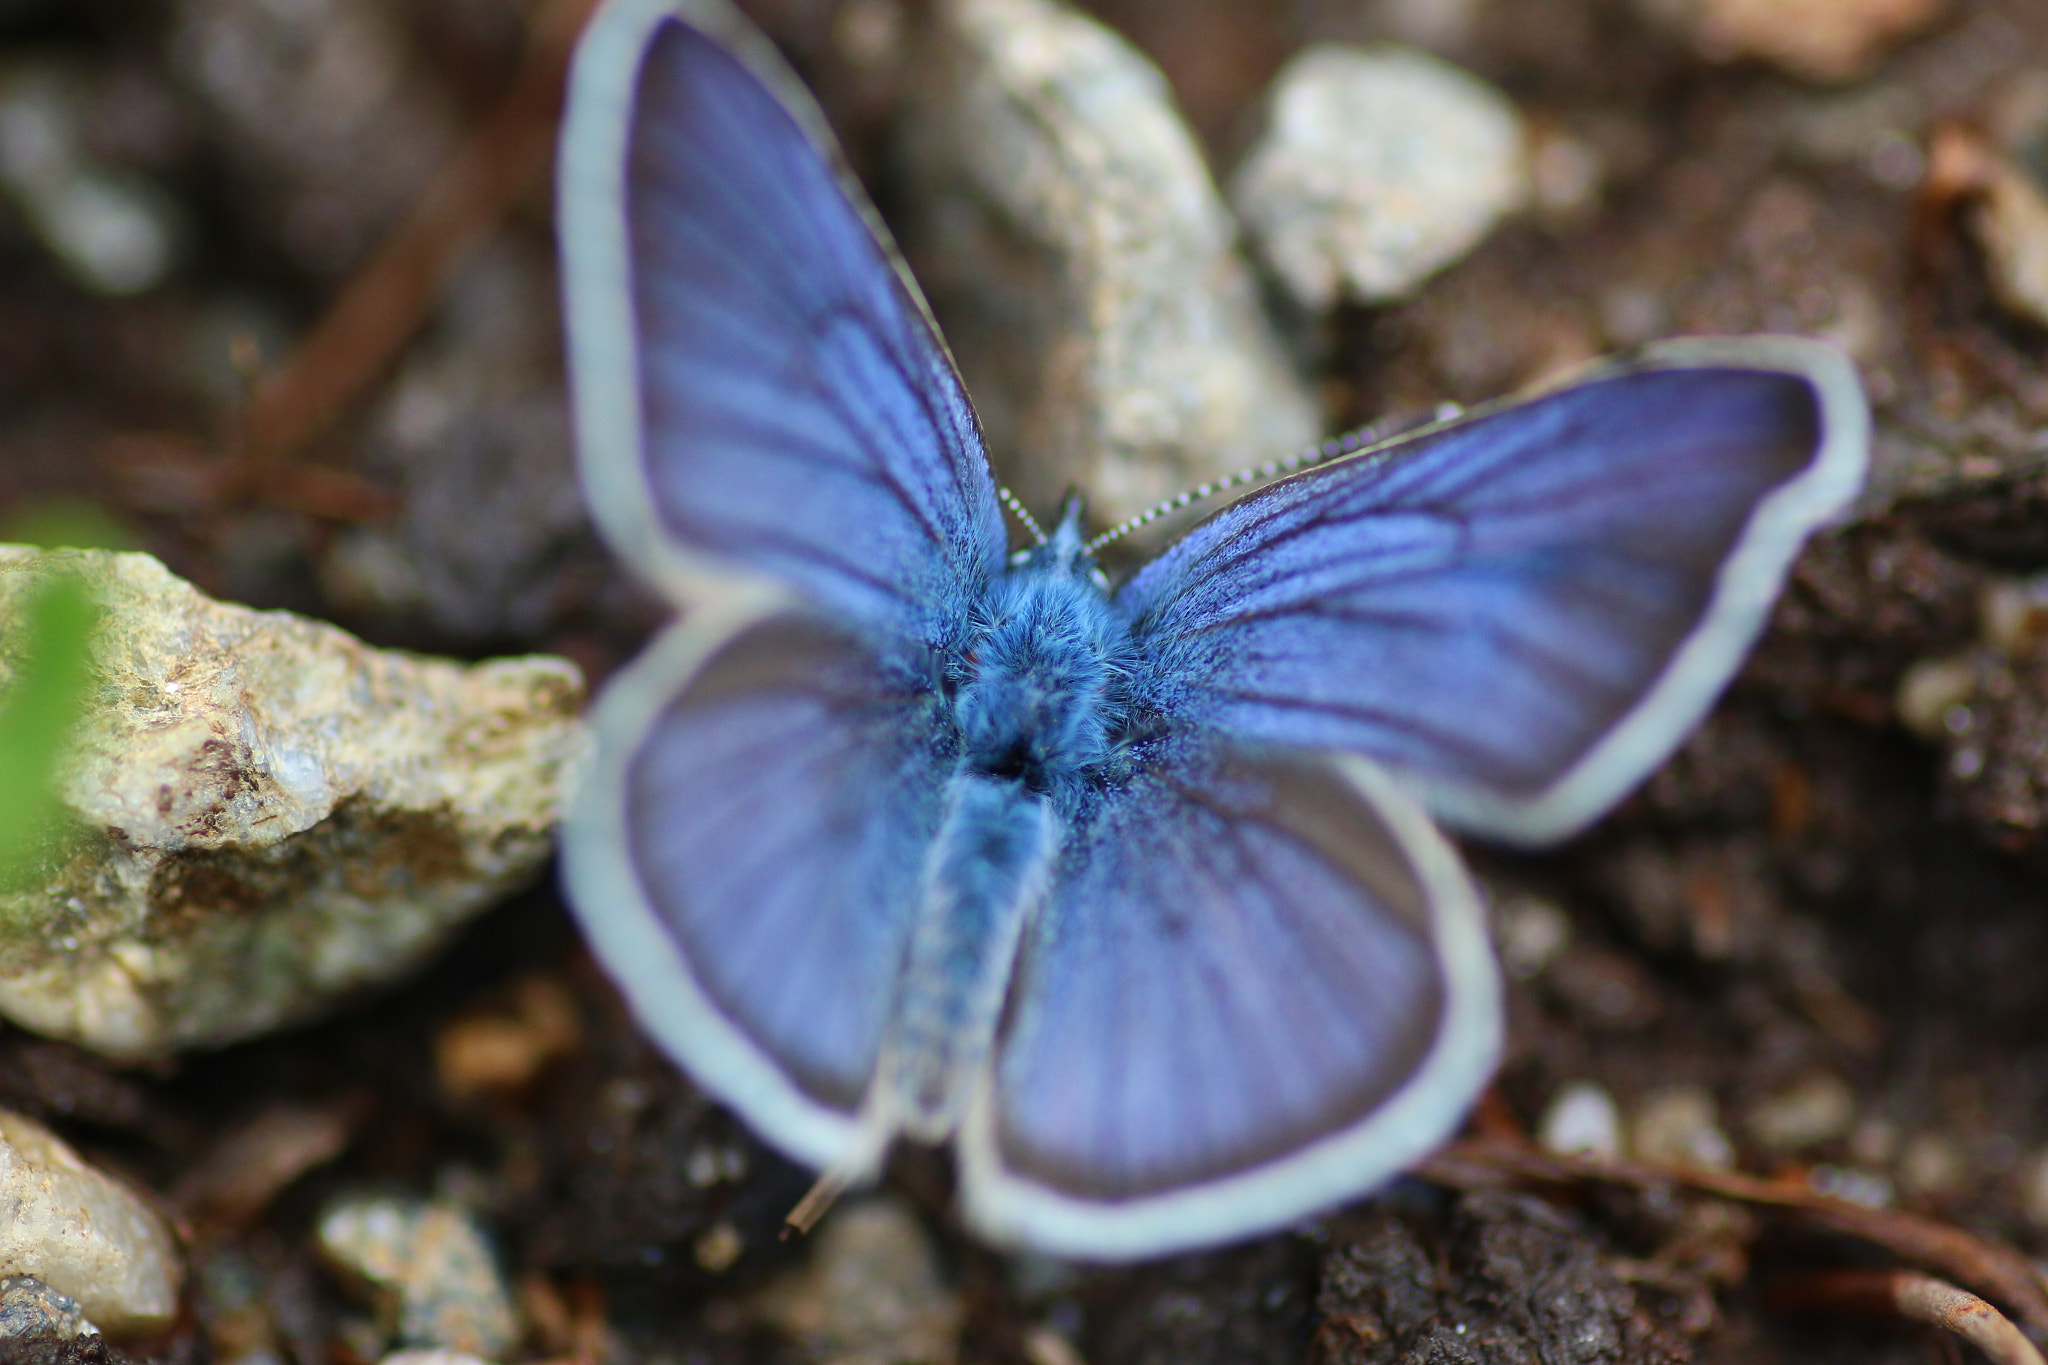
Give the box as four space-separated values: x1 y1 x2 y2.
0 1109 179 1337
692 1223 742 1276
1744 1072 1856 1153
1527 125 1603 221
1896 656 1976 739
318 1195 519 1360
1231 43 1526 308
1629 1086 1735 1169
754 1198 960 1365
1537 1080 1622 1159
1897 1132 1969 1201
1642 0 1943 83
0 1277 96 1340
1544 943 1663 1030
1022 1325 1086 1365
1980 576 2048 654
1806 1165 1895 1208
1494 894 1572 980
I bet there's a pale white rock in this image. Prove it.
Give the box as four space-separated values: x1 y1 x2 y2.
0 1109 179 1337
893 0 1320 535
0 546 585 1059
1538 1080 1622 1159
1231 44 1527 310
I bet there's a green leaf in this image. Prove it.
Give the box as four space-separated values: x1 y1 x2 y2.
0 573 100 878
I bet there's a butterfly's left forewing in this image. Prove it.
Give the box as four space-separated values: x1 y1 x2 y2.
560 0 1006 632
960 744 1499 1259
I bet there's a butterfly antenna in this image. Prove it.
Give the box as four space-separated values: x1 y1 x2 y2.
998 486 1049 546
1084 408 1461 554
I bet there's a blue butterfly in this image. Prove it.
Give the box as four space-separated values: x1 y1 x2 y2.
555 0 1869 1260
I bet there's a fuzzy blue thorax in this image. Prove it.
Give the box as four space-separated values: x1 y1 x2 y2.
949 498 1132 804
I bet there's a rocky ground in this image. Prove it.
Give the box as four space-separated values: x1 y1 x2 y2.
5 0 2048 1362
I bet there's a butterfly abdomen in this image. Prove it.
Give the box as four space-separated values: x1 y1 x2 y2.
882 773 1058 1140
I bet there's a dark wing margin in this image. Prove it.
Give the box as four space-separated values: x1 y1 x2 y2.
562 584 951 1171
558 0 1006 636
958 746 1499 1260
1117 335 1868 845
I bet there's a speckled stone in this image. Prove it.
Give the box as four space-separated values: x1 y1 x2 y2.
318 1195 519 1360
0 1111 178 1337
0 546 586 1060
0 1276 95 1340
1231 44 1526 310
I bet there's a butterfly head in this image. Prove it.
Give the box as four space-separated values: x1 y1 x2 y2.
1014 490 1108 591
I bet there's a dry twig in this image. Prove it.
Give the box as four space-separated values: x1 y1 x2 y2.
1417 1137 2048 1336
1770 1270 2047 1365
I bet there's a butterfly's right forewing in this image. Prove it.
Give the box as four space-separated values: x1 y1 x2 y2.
1115 339 1865 844
560 0 1007 633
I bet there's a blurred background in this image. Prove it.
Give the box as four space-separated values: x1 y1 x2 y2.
4 1 2048 1364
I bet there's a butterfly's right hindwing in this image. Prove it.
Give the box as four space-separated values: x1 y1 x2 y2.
961 743 1500 1259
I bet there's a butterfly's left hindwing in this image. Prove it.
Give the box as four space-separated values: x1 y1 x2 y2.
564 592 951 1169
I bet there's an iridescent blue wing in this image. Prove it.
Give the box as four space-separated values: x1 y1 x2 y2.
1118 337 1868 844
960 744 1498 1259
558 0 1006 635
563 587 950 1168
